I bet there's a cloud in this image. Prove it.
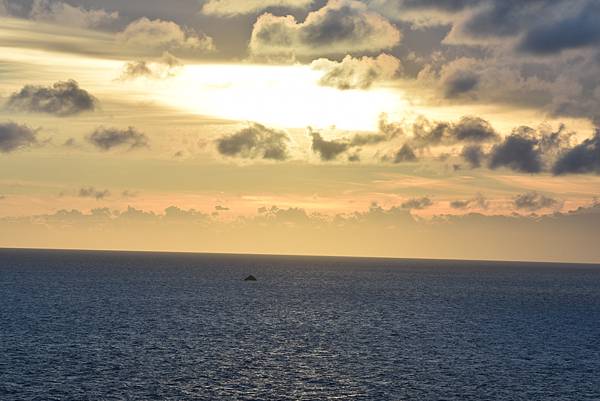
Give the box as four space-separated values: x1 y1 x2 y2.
5 80 97 117
514 192 560 212
412 116 499 148
215 205 230 211
0 122 38 153
553 130 600 175
202 0 314 16
401 197 433 210
88 127 149 151
122 190 138 198
450 193 488 210
518 2 600 55
216 123 289 160
309 121 400 161
488 131 542 174
118 18 215 55
393 143 417 163
443 70 479 98
461 144 484 168
0 0 9 15
310 130 349 161
311 53 401 90
29 0 118 29
249 0 401 57
119 52 182 80
78 187 110 200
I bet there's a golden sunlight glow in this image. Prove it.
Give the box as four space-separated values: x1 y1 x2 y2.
138 64 408 131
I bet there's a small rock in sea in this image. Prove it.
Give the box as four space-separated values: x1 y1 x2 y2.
244 275 257 281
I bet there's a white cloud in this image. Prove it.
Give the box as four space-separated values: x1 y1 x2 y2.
118 17 215 54
311 53 401 90
249 0 401 57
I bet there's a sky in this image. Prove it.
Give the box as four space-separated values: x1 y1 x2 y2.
1 0 600 262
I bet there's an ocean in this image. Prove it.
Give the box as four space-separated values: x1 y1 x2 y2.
1 248 599 400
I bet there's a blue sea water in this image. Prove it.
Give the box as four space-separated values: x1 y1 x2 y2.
1 249 600 401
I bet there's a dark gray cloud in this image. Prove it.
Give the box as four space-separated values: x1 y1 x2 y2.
402 0 482 12
393 143 417 163
88 127 149 151
460 0 547 39
310 131 350 161
5 80 97 116
443 70 479 98
412 116 499 148
461 144 484 168
514 192 560 211
489 132 542 173
310 117 400 161
553 130 600 175
401 197 433 210
217 123 289 160
0 122 38 153
78 187 110 200
518 3 600 54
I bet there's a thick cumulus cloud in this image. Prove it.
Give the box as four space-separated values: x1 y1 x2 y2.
29 0 118 29
553 130 600 175
311 53 401 90
401 197 433 210
78 187 110 200
5 80 97 117
398 1 600 127
118 18 215 54
411 116 499 148
216 123 289 161
518 2 600 55
249 0 401 57
0 122 38 153
514 192 560 212
88 127 149 151
202 0 314 16
488 125 574 174
488 133 542 174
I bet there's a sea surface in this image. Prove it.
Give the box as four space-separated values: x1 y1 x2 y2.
1 249 600 401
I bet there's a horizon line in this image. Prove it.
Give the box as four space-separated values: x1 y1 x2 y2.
1 246 599 267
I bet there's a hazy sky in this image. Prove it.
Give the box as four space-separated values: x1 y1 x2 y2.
1 0 600 262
